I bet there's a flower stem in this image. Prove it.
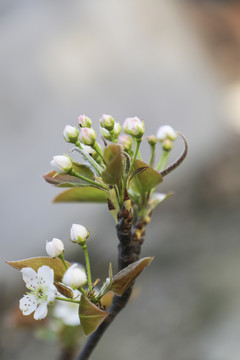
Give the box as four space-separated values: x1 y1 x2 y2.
75 141 103 175
55 296 80 304
149 144 156 167
129 138 141 174
70 169 107 191
81 243 93 292
58 254 69 269
155 150 169 172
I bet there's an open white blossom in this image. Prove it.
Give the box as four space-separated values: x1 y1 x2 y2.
53 290 81 326
19 266 57 320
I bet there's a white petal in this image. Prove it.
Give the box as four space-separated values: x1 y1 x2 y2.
34 302 48 320
37 266 54 285
21 268 38 290
46 283 57 302
19 294 37 315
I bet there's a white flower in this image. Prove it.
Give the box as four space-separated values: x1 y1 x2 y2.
63 125 79 143
156 125 178 142
79 127 96 146
123 117 145 138
99 114 115 131
53 290 80 326
46 238 64 258
50 155 72 174
78 114 92 128
19 266 57 320
62 264 87 289
70 223 89 243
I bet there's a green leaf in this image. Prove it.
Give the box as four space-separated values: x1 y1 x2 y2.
101 144 123 185
43 163 95 187
53 187 109 203
54 282 74 298
110 257 154 296
130 160 162 194
79 296 109 336
7 257 70 282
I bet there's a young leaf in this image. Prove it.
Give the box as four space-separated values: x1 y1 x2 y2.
130 160 162 194
43 163 95 187
54 282 74 299
7 257 70 282
79 296 109 336
53 187 109 203
109 257 154 296
101 144 122 185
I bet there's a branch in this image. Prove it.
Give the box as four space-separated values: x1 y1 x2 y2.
76 204 145 360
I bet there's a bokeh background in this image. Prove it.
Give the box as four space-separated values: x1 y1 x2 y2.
1 0 240 359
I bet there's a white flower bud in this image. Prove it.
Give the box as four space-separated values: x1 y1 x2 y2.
78 114 92 128
123 117 145 138
46 238 64 258
118 134 132 151
63 264 87 288
112 122 122 137
100 127 112 140
63 125 79 143
147 135 157 146
79 127 96 146
70 224 89 243
162 138 173 151
156 125 178 142
50 155 72 174
99 114 115 131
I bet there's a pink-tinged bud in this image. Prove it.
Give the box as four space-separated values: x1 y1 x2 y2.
46 238 64 258
123 117 145 138
156 125 178 142
162 139 173 151
99 114 115 131
147 135 157 146
78 114 92 128
50 155 72 174
62 264 87 288
63 125 79 143
70 224 89 243
101 127 112 140
79 127 96 146
118 134 133 151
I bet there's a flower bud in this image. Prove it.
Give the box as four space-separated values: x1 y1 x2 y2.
63 125 79 143
118 134 132 152
79 127 96 146
46 238 64 258
50 155 72 174
123 117 145 138
147 135 157 146
162 139 173 151
78 114 92 128
99 114 115 131
156 125 178 142
70 224 89 244
100 127 112 141
112 122 122 137
63 264 87 288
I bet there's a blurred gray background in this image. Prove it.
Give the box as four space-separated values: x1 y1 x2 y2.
1 0 240 359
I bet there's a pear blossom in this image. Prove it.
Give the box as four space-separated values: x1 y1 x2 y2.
78 114 92 128
63 125 79 143
100 127 112 140
19 266 57 320
70 223 89 243
162 139 173 151
79 127 96 146
112 122 122 137
156 125 178 142
50 155 72 174
46 238 64 258
123 117 145 138
99 114 115 131
147 135 157 146
53 290 81 326
62 264 87 289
